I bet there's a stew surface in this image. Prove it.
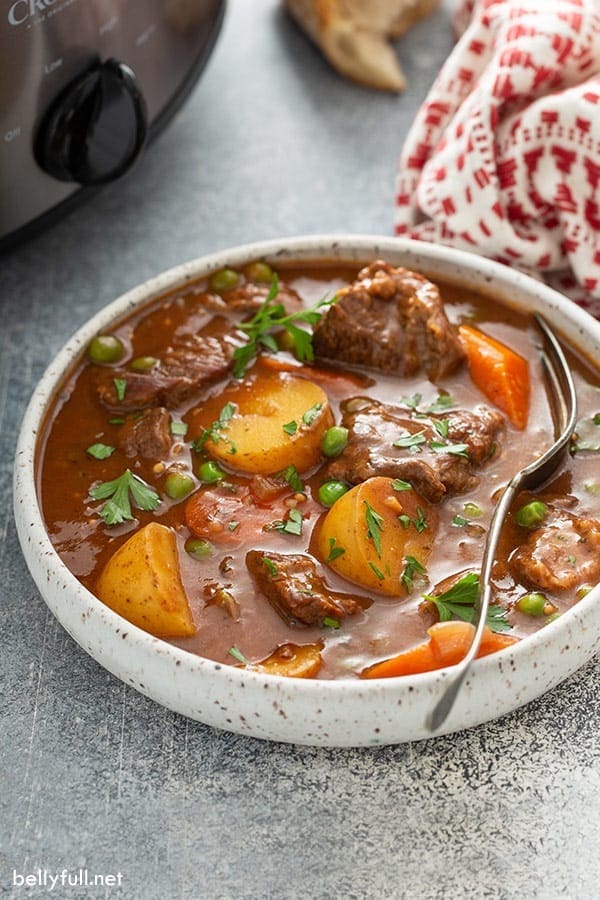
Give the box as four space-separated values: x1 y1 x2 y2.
37 260 600 679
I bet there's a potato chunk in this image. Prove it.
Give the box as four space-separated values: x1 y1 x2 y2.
252 642 324 678
317 476 436 596
96 522 195 637
189 371 333 474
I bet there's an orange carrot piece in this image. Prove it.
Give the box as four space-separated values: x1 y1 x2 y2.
459 324 530 429
361 620 519 679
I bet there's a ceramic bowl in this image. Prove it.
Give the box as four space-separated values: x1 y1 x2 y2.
13 236 600 747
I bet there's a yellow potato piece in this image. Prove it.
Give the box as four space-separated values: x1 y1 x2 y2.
317 476 437 596
253 642 324 678
96 522 195 638
190 371 333 474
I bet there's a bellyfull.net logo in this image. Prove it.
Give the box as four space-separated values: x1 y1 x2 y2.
12 869 124 891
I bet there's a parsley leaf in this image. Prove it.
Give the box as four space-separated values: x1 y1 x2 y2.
391 479 412 492
113 378 127 402
452 514 470 527
302 403 323 426
232 274 338 377
322 616 341 629
263 557 279 576
193 403 237 453
393 430 427 451
86 443 115 460
429 440 469 458
364 500 384 557
401 555 427 592
424 573 511 633
229 646 249 665
326 537 346 563
433 418 450 439
89 469 160 525
400 393 422 410
427 393 455 414
271 508 303 536
283 420 298 436
279 465 304 493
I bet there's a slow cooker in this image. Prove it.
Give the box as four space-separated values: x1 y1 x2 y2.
0 0 226 248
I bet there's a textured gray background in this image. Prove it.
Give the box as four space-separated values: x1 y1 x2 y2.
1 2 598 898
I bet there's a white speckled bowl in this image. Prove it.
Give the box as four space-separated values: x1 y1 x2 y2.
14 236 600 746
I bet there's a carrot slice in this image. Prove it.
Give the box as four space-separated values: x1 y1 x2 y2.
459 324 530 429
361 621 519 679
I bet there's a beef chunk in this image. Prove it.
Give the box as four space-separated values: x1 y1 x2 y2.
312 260 465 380
510 508 600 592
246 550 368 626
95 281 303 413
326 397 504 502
120 408 172 459
96 336 233 412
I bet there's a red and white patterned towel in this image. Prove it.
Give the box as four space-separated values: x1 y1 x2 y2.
394 0 600 318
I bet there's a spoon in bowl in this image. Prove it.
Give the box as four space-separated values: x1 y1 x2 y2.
426 314 578 733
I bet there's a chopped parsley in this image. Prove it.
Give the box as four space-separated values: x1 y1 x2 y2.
452 514 470 528
364 500 384 557
400 392 422 409
322 616 341 629
283 420 298 436
391 479 412 492
326 537 346 563
193 402 237 453
113 378 127 402
401 555 427 592
429 440 469 458
108 417 125 425
232 274 338 376
302 403 323 426
399 507 428 533
432 418 450 439
369 562 385 581
229 646 249 665
427 393 455 414
89 469 160 525
170 421 188 437
424 573 511 633
263 557 279 576
270 508 303 536
279 465 304 493
86 443 115 460
393 430 427 451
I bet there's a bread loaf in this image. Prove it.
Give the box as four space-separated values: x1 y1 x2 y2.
285 0 439 92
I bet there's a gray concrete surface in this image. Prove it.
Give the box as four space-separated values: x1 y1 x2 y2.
1 2 598 898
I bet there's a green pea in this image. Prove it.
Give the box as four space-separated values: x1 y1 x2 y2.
515 500 548 528
318 480 349 508
185 537 214 560
165 472 194 500
245 261 274 283
130 355 158 371
87 334 124 364
321 426 349 458
209 268 240 293
516 592 547 617
198 460 225 484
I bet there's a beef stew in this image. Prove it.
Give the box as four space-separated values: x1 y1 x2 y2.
36 260 600 680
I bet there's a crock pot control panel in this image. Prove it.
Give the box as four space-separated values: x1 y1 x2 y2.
0 0 225 244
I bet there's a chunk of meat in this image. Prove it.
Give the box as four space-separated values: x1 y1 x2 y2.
246 550 369 626
326 397 504 502
95 281 304 412
312 260 465 380
510 508 600 592
96 336 233 412
120 408 172 459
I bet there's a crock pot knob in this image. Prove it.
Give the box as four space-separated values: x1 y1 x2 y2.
35 60 148 186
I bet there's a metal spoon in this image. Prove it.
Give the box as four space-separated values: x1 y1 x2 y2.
426 314 578 733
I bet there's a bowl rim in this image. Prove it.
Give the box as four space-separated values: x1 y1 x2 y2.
13 234 600 712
